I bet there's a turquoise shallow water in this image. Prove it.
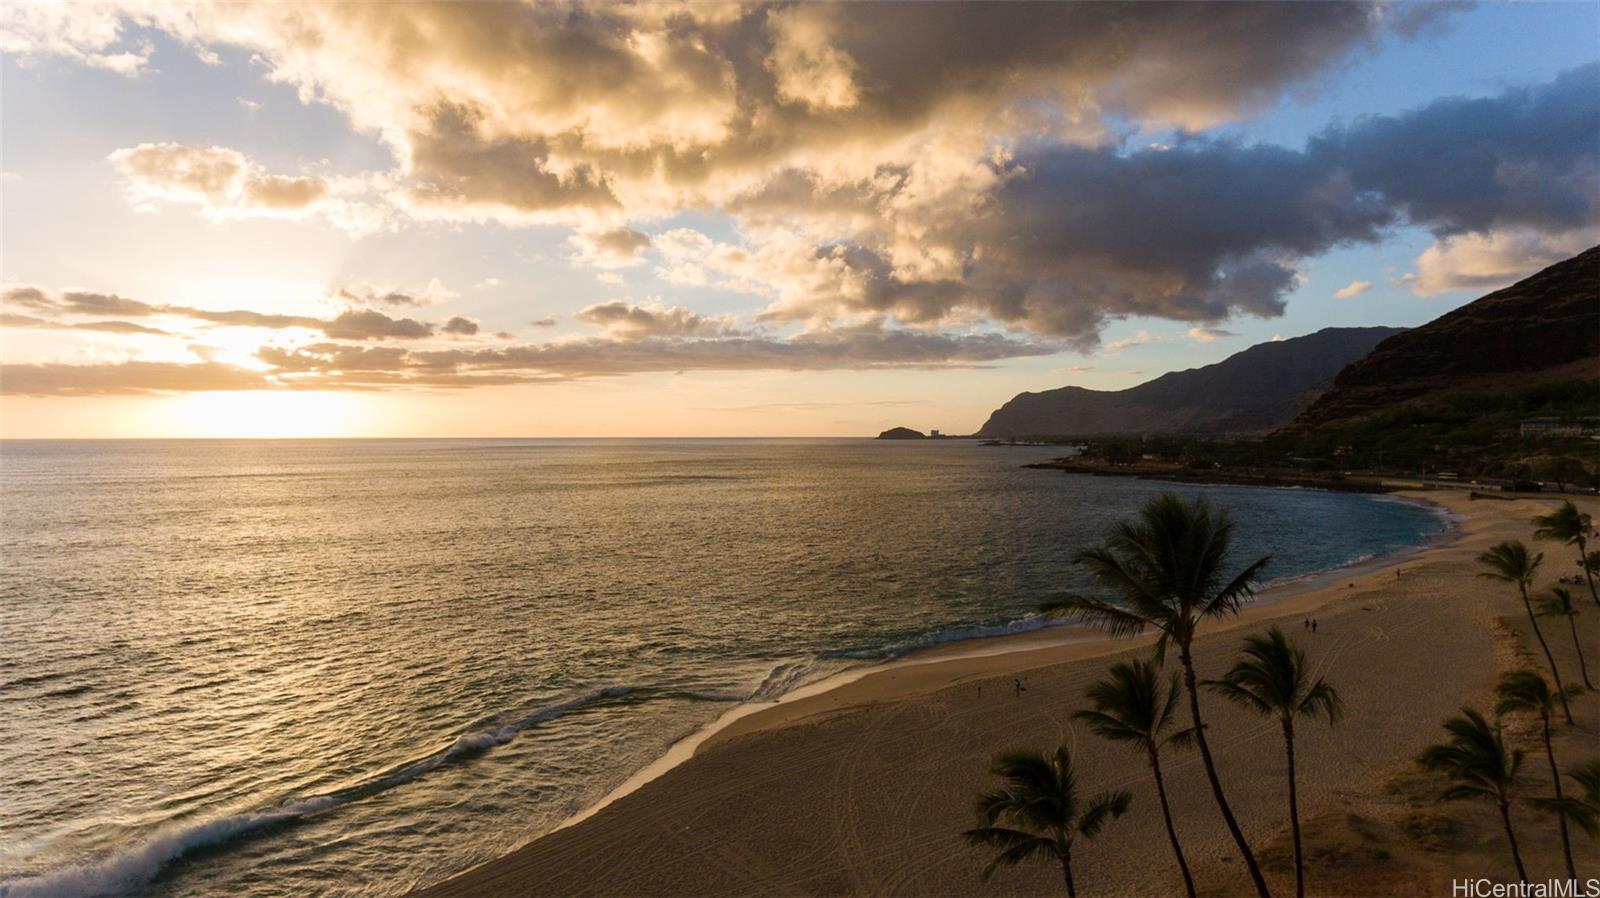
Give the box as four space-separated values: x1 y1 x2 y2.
0 439 1446 898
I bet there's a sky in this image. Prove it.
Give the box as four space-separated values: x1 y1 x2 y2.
0 1 1596 438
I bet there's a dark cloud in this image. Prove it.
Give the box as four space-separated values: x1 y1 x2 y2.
3 325 1054 395
573 300 737 339
570 226 653 267
320 308 435 340
441 316 480 336
1 286 54 311
1307 62 1600 236
0 313 171 336
405 101 619 215
338 287 432 308
747 64 1599 339
59 1 1456 220
263 326 1054 381
4 286 463 341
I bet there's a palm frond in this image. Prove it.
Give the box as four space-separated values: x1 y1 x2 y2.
1077 790 1133 838
1529 796 1600 839
961 827 1057 881
1204 553 1271 618
1495 670 1554 718
1165 725 1197 750
1039 594 1154 639
1203 675 1275 715
1071 708 1144 745
1298 679 1344 724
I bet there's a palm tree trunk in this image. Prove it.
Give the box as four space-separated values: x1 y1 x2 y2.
1521 585 1575 725
1538 710 1578 880
1283 718 1304 898
1567 613 1595 690
1149 746 1197 898
1180 647 1272 898
1061 839 1076 898
1498 799 1528 882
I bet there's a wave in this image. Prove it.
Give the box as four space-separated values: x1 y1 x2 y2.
0 685 640 898
874 614 1069 659
747 658 841 701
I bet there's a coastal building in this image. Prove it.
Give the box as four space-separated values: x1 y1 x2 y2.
1521 416 1600 438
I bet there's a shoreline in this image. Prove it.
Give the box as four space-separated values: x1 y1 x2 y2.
417 488 1597 897
419 489 1473 894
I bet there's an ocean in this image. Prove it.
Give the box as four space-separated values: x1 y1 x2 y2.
0 439 1448 898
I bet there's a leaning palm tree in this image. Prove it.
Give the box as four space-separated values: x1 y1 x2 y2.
962 744 1132 898
1418 709 1527 880
1478 541 1574 724
1534 759 1600 840
1534 500 1599 611
1537 587 1594 690
1204 627 1342 898
1074 659 1198 897
1041 493 1274 898
1496 670 1583 879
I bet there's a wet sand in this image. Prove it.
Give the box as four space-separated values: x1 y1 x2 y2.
417 491 1599 897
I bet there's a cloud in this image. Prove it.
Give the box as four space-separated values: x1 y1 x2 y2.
0 313 171 336
1102 330 1158 353
3 285 461 341
529 318 558 328
572 300 737 339
13 4 1595 350
337 279 456 308
441 316 480 336
0 361 271 396
107 142 394 235
0 3 152 75
1334 279 1373 299
11 2 1457 221
1185 326 1237 343
1307 64 1599 238
569 226 652 269
110 143 326 211
1402 226 1600 297
3 324 1054 396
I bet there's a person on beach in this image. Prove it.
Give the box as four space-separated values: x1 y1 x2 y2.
1312 620 1319 633
1014 678 1026 697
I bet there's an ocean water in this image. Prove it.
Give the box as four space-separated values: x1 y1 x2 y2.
0 439 1447 898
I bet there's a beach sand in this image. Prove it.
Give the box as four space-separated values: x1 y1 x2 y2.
416 490 1600 897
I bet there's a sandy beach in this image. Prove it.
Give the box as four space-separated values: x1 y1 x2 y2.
417 490 1600 897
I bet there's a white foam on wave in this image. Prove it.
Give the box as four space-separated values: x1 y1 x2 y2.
0 686 637 898
875 613 1065 658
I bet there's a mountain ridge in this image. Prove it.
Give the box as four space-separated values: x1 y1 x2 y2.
1288 245 1600 430
975 326 1405 437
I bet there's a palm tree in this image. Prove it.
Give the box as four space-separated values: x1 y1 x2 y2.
1534 500 1599 611
1418 708 1528 880
1041 493 1275 897
1074 659 1199 897
962 744 1133 897
1534 759 1600 840
1496 670 1583 879
1537 587 1594 690
1205 628 1342 898
1478 541 1574 725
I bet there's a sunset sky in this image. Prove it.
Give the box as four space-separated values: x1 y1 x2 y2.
1 2 1596 438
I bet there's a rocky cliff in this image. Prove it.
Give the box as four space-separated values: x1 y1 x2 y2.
1290 246 1600 430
